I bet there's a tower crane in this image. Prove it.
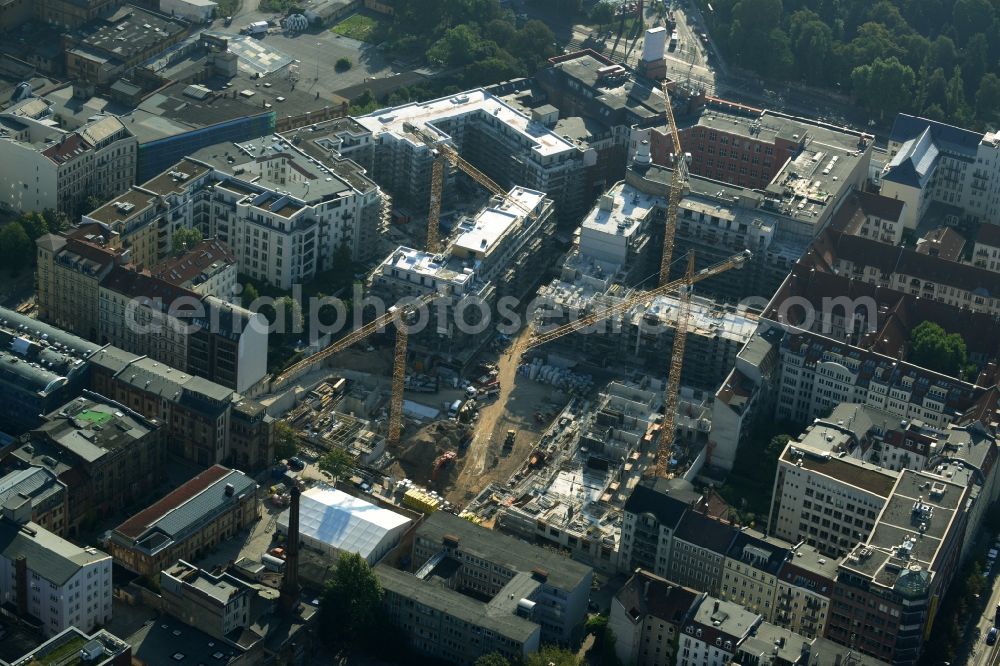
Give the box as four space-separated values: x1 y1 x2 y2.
272 293 435 445
522 251 749 352
406 123 538 254
521 251 747 480
659 77 687 288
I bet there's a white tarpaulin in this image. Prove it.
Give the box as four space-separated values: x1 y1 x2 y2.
277 485 411 564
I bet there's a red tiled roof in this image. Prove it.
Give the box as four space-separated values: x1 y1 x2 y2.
102 264 200 308
114 465 231 539
153 239 235 287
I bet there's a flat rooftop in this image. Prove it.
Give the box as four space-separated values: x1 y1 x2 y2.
416 511 592 592
581 180 658 238
376 564 539 643
190 139 354 203
377 246 476 290
452 187 546 257
74 6 186 61
840 470 966 591
355 89 578 159
782 445 897 497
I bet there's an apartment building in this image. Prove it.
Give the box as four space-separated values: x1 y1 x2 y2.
160 560 254 642
370 187 555 367
829 191 907 245
720 530 790 621
971 223 1000 271
6 392 166 537
63 6 187 86
0 467 67 537
820 228 1000 317
609 570 701 666
882 115 1000 229
0 113 136 214
768 434 896 557
410 511 592 646
773 544 837 639
82 160 215 268
108 465 258 577
98 267 268 394
618 478 698 578
89 347 240 465
826 471 968 665
667 511 738 596
99 264 192 371
376 564 541 665
355 89 590 225
153 238 238 301
0 516 112 637
36 229 127 341
84 145 384 288
678 597 761 666
229 399 274 473
0 306 100 436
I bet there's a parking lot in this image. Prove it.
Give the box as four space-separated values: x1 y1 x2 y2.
212 8 394 99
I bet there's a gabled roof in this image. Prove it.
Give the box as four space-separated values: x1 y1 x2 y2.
889 114 983 156
673 512 738 555
0 519 108 586
883 127 938 188
623 478 698 528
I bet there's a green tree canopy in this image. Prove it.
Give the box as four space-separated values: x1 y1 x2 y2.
318 447 353 480
526 646 580 666
319 552 384 647
172 227 203 255
241 282 260 308
474 653 511 666
0 222 32 275
17 212 48 241
274 420 299 461
908 321 968 377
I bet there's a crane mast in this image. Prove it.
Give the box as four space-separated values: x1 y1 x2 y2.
659 79 687 287
655 251 694 477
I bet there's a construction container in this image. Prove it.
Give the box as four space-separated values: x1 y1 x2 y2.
403 487 441 514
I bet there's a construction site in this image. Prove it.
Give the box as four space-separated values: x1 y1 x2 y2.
256 70 758 557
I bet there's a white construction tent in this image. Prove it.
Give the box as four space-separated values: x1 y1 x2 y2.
277 485 412 564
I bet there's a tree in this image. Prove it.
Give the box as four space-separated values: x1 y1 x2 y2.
0 222 32 275
319 552 384 647
274 420 299 460
318 447 352 480
851 57 915 119
172 227 202 255
589 2 614 27
335 57 352 71
908 321 968 377
526 646 579 666
474 653 511 666
241 282 259 308
952 0 995 43
17 212 48 241
427 24 483 67
975 73 1000 125
924 35 957 75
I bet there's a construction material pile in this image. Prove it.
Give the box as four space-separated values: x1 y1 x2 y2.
518 358 594 392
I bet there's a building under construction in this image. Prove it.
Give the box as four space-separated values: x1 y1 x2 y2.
370 187 556 369
354 89 592 225
483 377 716 573
284 379 388 467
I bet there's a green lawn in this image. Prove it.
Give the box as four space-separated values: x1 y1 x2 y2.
331 13 383 42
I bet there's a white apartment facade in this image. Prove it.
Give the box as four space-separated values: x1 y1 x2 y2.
0 520 112 637
768 441 896 557
883 115 1000 229
0 113 136 215
85 148 384 290
356 89 590 223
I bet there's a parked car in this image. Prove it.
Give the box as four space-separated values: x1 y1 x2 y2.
288 457 305 471
988 627 998 645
